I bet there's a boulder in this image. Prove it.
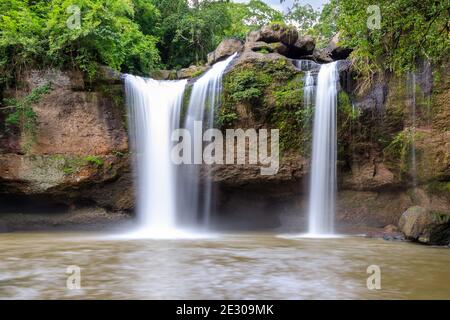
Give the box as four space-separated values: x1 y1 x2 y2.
95 65 122 84
313 49 333 63
250 41 289 55
207 38 243 65
384 224 398 233
287 35 316 58
399 206 432 239
177 65 208 79
150 69 177 80
398 206 450 245
326 33 352 60
256 24 298 45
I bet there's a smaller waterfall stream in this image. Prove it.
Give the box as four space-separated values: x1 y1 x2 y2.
407 72 418 187
180 53 237 228
307 62 338 235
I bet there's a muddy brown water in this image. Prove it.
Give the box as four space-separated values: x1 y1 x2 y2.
0 232 449 299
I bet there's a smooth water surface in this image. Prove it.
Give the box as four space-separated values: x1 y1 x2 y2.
0 232 449 299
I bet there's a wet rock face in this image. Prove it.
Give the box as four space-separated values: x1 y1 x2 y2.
399 206 450 245
0 68 133 212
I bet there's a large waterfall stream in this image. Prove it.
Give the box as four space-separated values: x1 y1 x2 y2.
307 62 338 235
124 54 235 237
125 76 187 237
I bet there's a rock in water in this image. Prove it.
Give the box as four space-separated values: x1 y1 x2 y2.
398 206 450 245
399 206 433 239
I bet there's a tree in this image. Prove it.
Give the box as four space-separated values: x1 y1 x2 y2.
285 3 319 33
224 0 285 40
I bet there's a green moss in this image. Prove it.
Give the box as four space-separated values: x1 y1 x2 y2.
258 48 270 54
191 69 206 78
56 154 105 175
382 129 423 178
269 75 309 153
84 155 104 167
63 167 75 175
273 74 304 109
180 85 193 124
224 69 270 104
426 181 450 193
221 58 306 152
216 109 238 127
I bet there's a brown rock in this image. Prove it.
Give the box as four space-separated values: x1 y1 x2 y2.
177 65 208 79
287 35 316 58
384 224 398 233
343 162 395 190
207 38 243 65
258 24 298 45
326 33 352 60
398 206 433 239
250 41 289 55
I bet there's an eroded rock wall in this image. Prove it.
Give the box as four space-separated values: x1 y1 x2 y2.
0 68 133 213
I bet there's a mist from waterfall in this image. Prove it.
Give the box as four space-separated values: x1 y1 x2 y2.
125 75 187 237
179 53 237 228
307 62 338 235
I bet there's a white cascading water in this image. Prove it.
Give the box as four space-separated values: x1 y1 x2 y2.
307 62 338 235
407 72 417 187
125 75 187 237
304 70 315 108
180 53 237 228
294 59 316 108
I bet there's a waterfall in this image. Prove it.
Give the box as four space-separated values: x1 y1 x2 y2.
304 71 314 108
179 53 237 228
294 59 317 108
407 72 417 187
125 75 187 237
307 62 338 235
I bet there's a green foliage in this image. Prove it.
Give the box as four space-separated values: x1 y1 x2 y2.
382 128 424 177
45 0 160 78
0 0 160 83
155 0 232 68
310 0 338 48
285 3 319 33
335 0 449 78
63 167 75 175
224 0 284 39
273 75 304 109
225 69 270 104
3 84 51 151
216 109 238 128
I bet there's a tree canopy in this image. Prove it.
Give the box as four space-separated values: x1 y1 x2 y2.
0 0 448 85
